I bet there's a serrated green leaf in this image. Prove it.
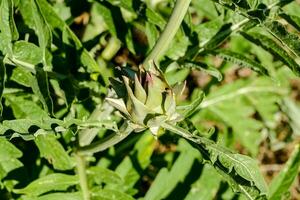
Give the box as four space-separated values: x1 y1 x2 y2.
181 61 223 81
192 0 218 19
0 118 57 140
196 78 285 155
269 144 300 200
165 68 190 86
166 34 190 60
106 0 135 13
14 173 79 196
205 23 233 50
35 134 75 170
0 116 118 140
241 32 300 76
215 166 267 200
162 122 268 199
215 50 269 75
265 20 300 58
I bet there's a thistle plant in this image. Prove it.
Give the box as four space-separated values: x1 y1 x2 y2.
106 61 183 136
1 0 299 199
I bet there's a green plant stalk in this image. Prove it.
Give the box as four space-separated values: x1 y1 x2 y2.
75 153 90 200
78 103 114 147
78 123 133 155
78 0 192 153
143 0 192 67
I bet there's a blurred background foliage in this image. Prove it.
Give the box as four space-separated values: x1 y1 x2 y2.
0 0 300 199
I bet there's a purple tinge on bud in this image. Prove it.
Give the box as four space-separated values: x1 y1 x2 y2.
106 61 183 135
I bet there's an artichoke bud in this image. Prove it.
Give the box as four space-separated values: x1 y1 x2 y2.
107 61 183 136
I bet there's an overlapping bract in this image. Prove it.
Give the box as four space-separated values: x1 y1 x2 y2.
106 61 183 135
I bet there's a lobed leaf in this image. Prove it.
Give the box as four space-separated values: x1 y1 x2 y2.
214 49 269 76
162 122 268 199
264 20 300 58
241 32 300 76
180 61 223 81
0 116 117 140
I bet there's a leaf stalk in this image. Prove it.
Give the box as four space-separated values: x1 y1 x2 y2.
78 0 192 154
143 0 192 67
75 153 90 200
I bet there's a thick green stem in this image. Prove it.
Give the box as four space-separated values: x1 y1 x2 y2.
79 0 191 154
75 153 90 200
143 0 192 67
78 123 133 155
78 103 114 146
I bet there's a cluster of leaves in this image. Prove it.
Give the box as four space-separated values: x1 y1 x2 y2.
0 0 299 200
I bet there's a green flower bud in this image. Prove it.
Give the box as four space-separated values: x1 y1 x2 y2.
106 60 183 136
